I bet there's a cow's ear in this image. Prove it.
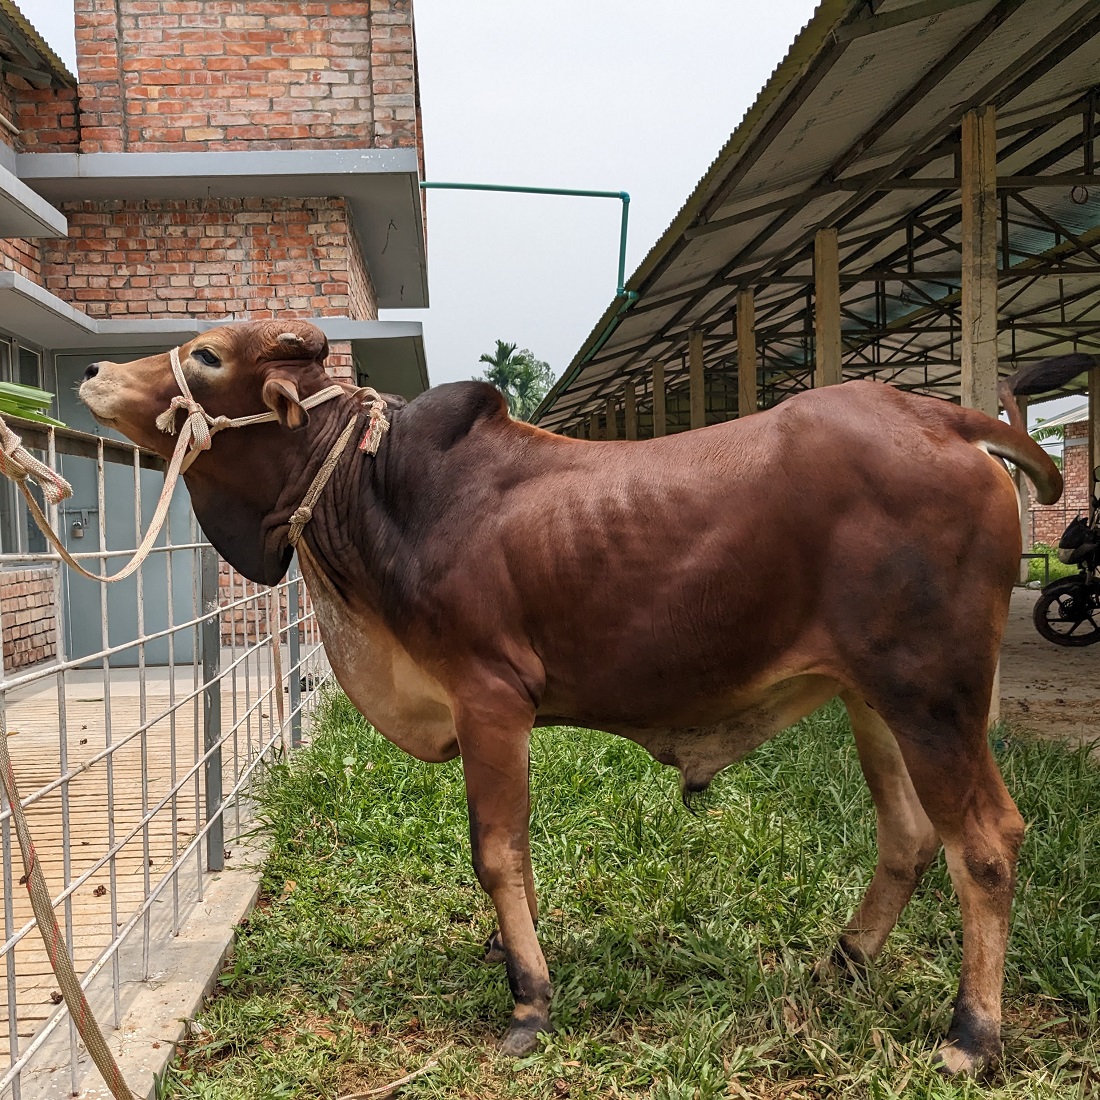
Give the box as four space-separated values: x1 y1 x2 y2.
262 376 309 431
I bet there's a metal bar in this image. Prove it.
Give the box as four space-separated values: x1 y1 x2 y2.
420 181 633 295
288 557 303 749
200 548 223 873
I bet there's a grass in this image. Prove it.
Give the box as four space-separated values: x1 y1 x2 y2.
1026 544 1079 586
160 692 1100 1100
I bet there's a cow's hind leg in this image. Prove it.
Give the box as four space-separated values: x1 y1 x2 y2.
885 709 1024 1076
828 693 941 972
457 699 550 1056
482 844 536 964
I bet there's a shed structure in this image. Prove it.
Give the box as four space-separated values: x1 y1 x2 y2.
534 0 1100 502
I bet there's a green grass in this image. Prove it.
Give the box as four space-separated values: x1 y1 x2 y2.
161 692 1100 1100
1026 544 1080 586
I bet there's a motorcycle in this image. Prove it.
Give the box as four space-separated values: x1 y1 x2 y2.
1032 502 1100 646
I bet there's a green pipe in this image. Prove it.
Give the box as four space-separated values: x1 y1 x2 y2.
419 180 633 297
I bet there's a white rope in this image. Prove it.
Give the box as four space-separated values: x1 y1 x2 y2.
0 346 369 582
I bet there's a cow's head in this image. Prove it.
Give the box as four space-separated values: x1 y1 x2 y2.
79 320 342 584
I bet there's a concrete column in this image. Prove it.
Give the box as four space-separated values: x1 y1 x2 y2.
737 289 757 416
605 397 618 441
688 329 705 430
814 227 842 389
623 382 638 440
586 414 599 441
961 105 999 418
651 362 666 438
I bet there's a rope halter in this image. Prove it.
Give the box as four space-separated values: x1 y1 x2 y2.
0 339 391 581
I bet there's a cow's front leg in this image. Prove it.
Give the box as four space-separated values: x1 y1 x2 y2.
459 706 550 1055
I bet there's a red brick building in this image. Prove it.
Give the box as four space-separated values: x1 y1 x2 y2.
1028 412 1092 548
0 0 429 668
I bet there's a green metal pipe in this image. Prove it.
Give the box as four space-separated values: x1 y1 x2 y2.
419 180 633 297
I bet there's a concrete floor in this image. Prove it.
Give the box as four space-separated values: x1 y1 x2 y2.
1000 586 1098 744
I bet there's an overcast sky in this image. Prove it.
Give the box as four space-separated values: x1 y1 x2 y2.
33 0 820 386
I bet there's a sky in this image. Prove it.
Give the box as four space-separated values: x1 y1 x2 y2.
32 0 820 386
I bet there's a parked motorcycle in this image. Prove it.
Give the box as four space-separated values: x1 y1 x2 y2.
1033 503 1100 646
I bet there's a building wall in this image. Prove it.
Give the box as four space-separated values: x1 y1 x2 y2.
1028 421 1090 546
75 0 417 153
1 0 421 664
41 196 377 321
0 567 58 671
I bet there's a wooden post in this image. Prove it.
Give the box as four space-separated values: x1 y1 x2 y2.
587 414 599 441
736 289 757 416
961 104 1000 723
688 329 705 430
961 105 999 418
605 397 618 441
1016 394 1029 583
623 382 638 440
814 228 842 389
1090 367 1100 517
651 362 666 438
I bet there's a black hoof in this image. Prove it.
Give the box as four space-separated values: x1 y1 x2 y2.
500 1016 550 1057
482 929 505 965
812 940 867 984
934 1009 1002 1078
932 1037 1001 1078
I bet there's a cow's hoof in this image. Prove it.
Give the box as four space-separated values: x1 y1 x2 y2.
812 941 866 984
499 1017 550 1057
482 929 505 965
932 1036 1001 1078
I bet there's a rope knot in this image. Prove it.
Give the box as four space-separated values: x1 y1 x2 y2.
0 417 73 506
290 505 312 527
358 391 390 455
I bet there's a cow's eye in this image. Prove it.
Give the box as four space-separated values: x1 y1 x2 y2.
193 348 220 367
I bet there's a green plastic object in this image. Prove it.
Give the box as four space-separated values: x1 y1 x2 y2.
0 380 65 427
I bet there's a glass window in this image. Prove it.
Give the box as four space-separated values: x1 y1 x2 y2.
17 345 41 389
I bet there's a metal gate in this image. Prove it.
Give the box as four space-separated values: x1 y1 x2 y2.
0 415 330 1098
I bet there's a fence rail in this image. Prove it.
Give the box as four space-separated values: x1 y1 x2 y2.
0 419 330 1098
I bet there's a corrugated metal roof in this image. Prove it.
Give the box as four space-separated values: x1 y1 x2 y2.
536 0 1100 431
0 0 77 88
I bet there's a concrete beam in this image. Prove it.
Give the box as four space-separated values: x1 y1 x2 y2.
814 227 842 388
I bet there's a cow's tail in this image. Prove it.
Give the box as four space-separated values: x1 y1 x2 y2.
951 353 1093 507
985 352 1097 505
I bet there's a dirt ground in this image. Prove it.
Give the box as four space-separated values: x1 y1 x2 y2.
1000 586 1098 745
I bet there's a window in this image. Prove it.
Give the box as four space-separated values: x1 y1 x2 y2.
0 336 49 555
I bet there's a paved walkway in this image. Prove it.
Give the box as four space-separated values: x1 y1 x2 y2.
1 657 288 1095
1000 586 1097 744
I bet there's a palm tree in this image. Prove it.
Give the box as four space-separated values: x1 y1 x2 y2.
477 341 522 414
475 342 554 421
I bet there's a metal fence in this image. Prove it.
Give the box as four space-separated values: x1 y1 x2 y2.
0 418 330 1098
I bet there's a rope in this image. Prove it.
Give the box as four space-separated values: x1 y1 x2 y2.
0 715 139 1100
0 343 390 1097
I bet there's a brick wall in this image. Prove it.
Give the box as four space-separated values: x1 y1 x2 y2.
42 196 377 320
1027 421 1090 547
1 568 58 671
75 0 417 154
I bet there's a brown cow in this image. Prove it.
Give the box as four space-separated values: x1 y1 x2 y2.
79 319 1062 1075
